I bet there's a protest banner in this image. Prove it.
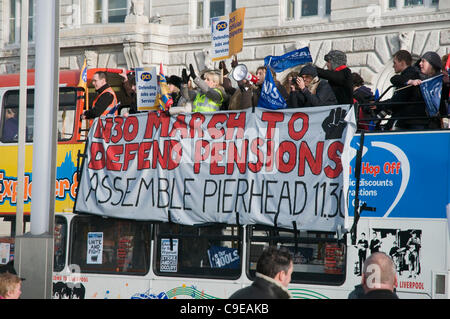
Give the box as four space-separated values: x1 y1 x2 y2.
211 8 245 61
419 73 443 116
75 105 356 233
264 47 313 73
257 67 288 110
135 67 159 112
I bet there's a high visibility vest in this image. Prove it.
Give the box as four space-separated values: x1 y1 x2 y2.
92 86 118 117
192 88 223 112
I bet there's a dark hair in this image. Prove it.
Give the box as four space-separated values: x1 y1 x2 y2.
256 246 293 279
127 72 136 86
352 72 364 87
393 50 412 66
94 71 107 81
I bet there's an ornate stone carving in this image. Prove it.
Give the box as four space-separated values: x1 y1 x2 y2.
84 50 98 68
123 40 144 68
125 0 149 24
399 31 415 51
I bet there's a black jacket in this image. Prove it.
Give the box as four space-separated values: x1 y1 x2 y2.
359 289 399 299
229 273 291 299
84 84 115 119
388 66 426 128
316 66 353 104
288 79 338 108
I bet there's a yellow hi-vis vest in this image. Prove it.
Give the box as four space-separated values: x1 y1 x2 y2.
192 88 223 112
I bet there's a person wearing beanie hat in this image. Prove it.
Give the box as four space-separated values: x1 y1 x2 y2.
287 64 337 108
167 75 183 106
324 50 347 71
407 51 442 87
421 51 442 75
315 50 353 104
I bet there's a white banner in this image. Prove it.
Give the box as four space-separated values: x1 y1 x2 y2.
75 105 356 232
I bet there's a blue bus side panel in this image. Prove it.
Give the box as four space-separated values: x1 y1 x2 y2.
348 131 450 219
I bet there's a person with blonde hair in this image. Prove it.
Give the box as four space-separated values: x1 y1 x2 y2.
0 272 22 299
169 65 227 115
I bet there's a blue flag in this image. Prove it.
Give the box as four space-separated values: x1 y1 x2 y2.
264 47 313 73
257 68 287 110
420 74 443 116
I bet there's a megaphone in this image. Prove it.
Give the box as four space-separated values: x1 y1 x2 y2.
232 64 258 84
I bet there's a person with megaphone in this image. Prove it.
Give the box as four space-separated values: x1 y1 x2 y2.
230 59 288 109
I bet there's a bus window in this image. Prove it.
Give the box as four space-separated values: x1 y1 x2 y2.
69 215 151 275
247 225 346 285
154 223 242 279
54 215 67 272
1 87 78 143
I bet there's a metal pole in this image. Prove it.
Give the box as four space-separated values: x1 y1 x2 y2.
16 0 29 238
31 0 59 235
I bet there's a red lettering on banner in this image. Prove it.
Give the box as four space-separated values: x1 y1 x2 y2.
168 140 182 170
106 145 123 171
144 111 170 139
169 114 189 138
189 113 205 139
152 140 171 169
298 141 324 176
248 138 264 173
138 142 152 170
207 113 227 139
324 141 343 178
93 117 114 142
210 142 227 174
265 139 275 173
122 143 139 171
226 112 246 140
227 140 248 174
88 142 105 170
276 141 297 173
111 117 124 143
288 112 309 140
261 112 284 139
123 116 139 142
194 140 210 174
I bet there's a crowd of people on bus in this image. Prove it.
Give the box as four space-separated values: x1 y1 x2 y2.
153 49 448 132
80 47 450 134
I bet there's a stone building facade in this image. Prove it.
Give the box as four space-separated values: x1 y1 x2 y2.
0 0 449 94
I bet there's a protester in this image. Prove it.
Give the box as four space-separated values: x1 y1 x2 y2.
440 54 450 118
402 51 442 128
359 252 399 299
169 64 227 114
250 66 288 107
378 50 424 130
81 71 118 119
229 246 293 299
167 75 183 106
352 72 375 130
118 69 137 114
2 108 18 142
282 71 300 96
315 50 353 104
0 272 22 299
287 64 337 108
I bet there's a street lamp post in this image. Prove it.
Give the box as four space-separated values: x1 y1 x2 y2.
15 0 60 299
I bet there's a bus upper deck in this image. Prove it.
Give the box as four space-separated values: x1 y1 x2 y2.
0 71 449 299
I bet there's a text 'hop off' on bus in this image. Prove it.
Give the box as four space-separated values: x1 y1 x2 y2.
0 67 449 300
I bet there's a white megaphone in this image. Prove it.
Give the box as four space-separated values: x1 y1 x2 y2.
232 64 259 84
